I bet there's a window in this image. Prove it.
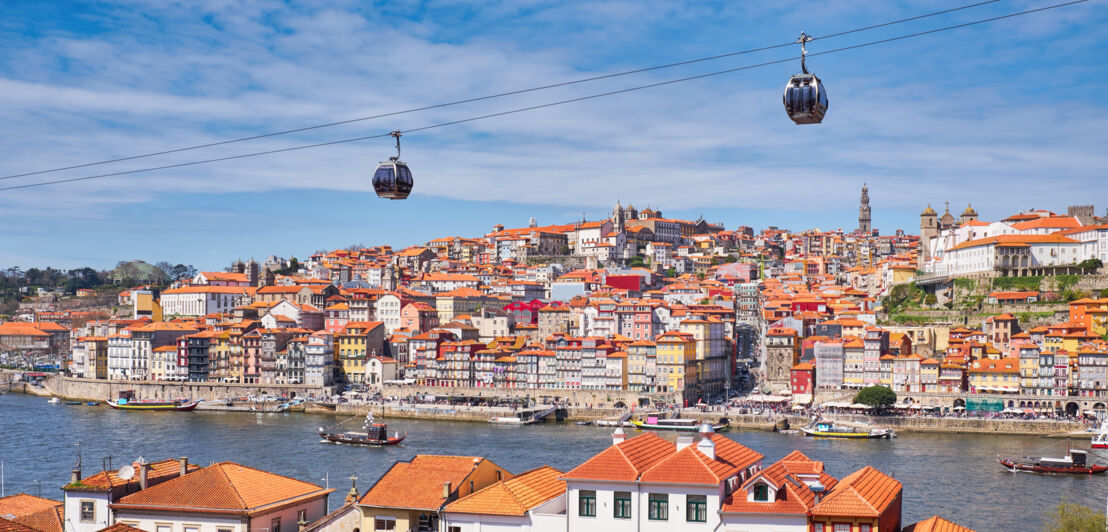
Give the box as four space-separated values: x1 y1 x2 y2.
271 517 281 532
155 525 170 532
686 495 707 522
834 524 851 532
448 527 461 532
813 525 824 532
860 525 872 532
614 491 632 519
79 501 95 522
184 527 199 532
752 483 769 501
374 518 396 530
578 490 596 517
217 529 233 532
648 493 668 520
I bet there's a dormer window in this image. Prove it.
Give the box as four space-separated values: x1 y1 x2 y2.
752 483 769 502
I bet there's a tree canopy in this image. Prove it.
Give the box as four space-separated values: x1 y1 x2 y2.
853 386 897 408
1046 501 1106 532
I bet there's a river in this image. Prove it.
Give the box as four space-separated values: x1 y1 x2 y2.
1 392 1104 531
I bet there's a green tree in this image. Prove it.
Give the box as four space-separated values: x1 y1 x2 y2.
853 386 897 409
1077 258 1103 270
628 256 646 268
1045 501 1106 532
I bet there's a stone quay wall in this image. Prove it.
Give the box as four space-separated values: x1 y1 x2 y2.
50 376 336 402
378 384 657 407
819 413 1084 435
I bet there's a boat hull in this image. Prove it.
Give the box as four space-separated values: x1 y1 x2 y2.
998 458 1108 474
318 432 405 446
107 400 198 411
1092 443 1108 449
801 429 891 439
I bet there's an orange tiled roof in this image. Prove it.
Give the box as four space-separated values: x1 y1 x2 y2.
812 466 901 518
360 456 499 511
8 505 62 532
444 466 563 517
111 462 330 516
68 459 199 493
0 494 61 520
0 520 40 532
721 450 838 516
903 515 977 532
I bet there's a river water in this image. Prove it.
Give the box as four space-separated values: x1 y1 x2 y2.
1 393 1104 532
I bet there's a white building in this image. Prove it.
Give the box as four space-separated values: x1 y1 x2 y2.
159 286 254 317
64 458 199 532
562 428 763 532
305 333 334 387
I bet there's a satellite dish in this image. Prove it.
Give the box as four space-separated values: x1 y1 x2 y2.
117 465 135 481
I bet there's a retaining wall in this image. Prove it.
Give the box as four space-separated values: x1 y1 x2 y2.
50 376 336 402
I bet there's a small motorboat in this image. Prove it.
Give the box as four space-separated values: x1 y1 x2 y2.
1091 420 1108 449
801 421 895 439
574 421 593 426
47 397 62 404
319 412 405 446
64 400 83 405
998 449 1108 475
85 402 100 406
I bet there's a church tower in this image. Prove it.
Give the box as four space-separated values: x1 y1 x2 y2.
858 184 872 234
611 200 625 232
919 205 938 267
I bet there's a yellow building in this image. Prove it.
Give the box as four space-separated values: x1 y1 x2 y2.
968 357 1021 393
337 321 385 384
358 455 512 532
655 331 698 403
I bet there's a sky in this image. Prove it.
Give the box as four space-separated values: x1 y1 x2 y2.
1 0 1106 270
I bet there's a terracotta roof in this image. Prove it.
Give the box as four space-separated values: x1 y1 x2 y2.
721 450 838 516
903 515 977 532
0 495 61 520
444 466 563 517
97 524 147 532
68 459 199 493
360 456 498 511
812 466 901 518
8 506 62 532
0 520 40 532
563 433 674 482
111 462 330 516
946 234 1078 252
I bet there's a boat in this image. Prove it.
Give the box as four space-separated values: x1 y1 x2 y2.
64 400 82 405
85 402 99 406
997 449 1108 475
574 421 593 426
47 397 61 404
1091 420 1108 449
630 416 730 432
107 398 199 411
801 421 895 439
488 406 558 425
319 412 405 446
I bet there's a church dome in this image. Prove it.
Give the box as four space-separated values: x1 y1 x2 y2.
962 204 978 216
921 205 937 216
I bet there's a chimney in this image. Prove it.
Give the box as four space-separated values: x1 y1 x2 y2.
134 458 150 490
70 468 81 485
178 457 188 477
676 435 694 451
612 427 626 446
696 436 716 461
443 481 452 499
698 422 714 439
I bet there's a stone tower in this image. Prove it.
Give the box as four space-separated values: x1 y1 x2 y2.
231 259 245 274
245 259 259 287
858 184 872 234
1068 205 1095 225
919 205 938 267
959 204 979 225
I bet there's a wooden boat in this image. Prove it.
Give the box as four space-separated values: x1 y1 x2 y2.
319 412 405 446
998 449 1108 475
574 421 593 426
630 417 730 432
1091 420 1108 449
107 399 199 411
801 421 895 439
64 400 83 405
86 402 99 406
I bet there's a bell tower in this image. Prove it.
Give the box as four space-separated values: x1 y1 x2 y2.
919 205 938 267
858 184 872 234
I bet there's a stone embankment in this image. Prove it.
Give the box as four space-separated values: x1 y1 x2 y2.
46 376 335 402
812 413 1084 436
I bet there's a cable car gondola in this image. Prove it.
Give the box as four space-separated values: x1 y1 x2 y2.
372 130 413 200
783 32 828 125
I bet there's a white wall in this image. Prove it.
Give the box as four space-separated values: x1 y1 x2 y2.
113 510 244 532
720 513 808 532
65 490 111 532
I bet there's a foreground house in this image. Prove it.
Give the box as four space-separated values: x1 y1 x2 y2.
63 458 200 532
442 466 566 532
358 455 513 532
110 462 332 532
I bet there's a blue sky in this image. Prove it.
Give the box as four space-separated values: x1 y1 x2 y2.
1 0 1105 270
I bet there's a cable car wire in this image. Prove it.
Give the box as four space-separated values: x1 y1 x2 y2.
0 0 1011 182
0 0 1088 193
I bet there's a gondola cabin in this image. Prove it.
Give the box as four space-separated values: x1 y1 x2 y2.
372 158 413 200
783 73 828 125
